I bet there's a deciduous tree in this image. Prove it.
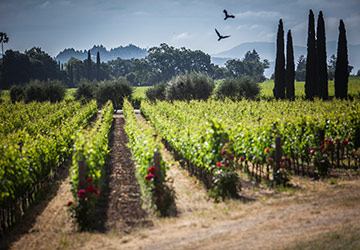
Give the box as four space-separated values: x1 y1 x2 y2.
0 32 9 57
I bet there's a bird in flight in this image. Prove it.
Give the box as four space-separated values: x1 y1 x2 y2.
215 28 230 41
223 9 235 20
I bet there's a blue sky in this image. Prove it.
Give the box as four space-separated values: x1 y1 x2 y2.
1 0 359 57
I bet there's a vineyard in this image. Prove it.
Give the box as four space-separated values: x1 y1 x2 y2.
1 92 360 249
141 99 360 186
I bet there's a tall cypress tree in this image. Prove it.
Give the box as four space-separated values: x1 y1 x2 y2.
273 19 285 99
87 50 91 81
285 30 295 100
96 51 100 81
317 11 328 100
305 9 318 100
334 20 349 99
68 63 73 87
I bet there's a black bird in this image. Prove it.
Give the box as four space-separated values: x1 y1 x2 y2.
223 9 235 20
215 28 230 41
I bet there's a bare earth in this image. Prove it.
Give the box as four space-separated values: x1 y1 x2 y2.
2 114 360 250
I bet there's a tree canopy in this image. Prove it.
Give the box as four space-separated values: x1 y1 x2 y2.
225 50 269 83
0 43 270 89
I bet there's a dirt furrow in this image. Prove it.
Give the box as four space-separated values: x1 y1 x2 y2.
97 114 152 232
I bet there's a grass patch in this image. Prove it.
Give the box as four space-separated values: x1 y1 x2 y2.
133 86 150 99
0 89 10 102
274 185 296 196
258 76 360 99
329 178 338 185
65 88 76 100
289 224 360 250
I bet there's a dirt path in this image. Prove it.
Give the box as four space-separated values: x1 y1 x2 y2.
94 114 151 232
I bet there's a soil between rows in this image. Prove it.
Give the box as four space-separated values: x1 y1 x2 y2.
90 114 152 232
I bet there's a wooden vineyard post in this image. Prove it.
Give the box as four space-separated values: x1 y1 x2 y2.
153 150 163 202
318 129 325 146
78 160 86 190
154 150 162 184
274 136 282 177
153 133 162 185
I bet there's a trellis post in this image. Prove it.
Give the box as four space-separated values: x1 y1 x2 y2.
275 136 282 173
154 150 162 184
78 160 86 190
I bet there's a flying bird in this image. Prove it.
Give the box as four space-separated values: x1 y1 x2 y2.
223 9 235 20
215 28 230 41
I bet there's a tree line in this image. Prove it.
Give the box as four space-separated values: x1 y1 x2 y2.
273 10 351 100
0 43 269 90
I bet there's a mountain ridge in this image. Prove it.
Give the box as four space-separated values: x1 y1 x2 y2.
55 44 148 64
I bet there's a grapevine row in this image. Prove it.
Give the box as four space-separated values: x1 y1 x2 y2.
68 100 113 228
140 101 240 199
0 100 97 232
0 100 80 136
123 99 173 214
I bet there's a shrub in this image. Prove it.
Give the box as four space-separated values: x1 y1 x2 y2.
145 82 167 102
44 80 66 103
25 80 45 103
131 97 142 109
191 73 215 100
74 81 96 101
95 78 133 109
165 72 214 101
215 77 260 101
24 80 66 103
10 85 25 103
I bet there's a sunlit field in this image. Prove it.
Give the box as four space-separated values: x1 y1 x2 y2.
65 88 76 99
259 76 360 99
133 86 150 99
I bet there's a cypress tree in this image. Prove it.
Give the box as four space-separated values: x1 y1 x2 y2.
68 63 73 87
317 11 328 100
334 20 349 99
96 51 100 81
76 66 80 83
305 9 318 100
87 50 91 81
273 19 285 99
285 30 295 100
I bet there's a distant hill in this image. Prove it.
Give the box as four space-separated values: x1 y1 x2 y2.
55 44 148 64
211 41 360 78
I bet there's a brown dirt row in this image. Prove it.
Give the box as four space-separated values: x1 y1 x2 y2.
91 114 152 232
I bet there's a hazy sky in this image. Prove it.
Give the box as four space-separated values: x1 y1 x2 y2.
1 0 359 57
